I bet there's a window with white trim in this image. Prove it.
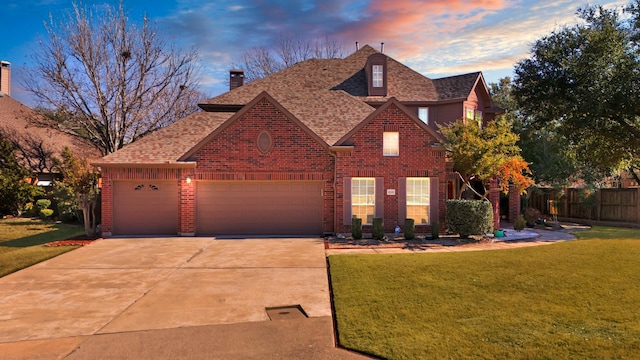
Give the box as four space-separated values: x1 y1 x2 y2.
383 132 399 156
352 178 375 224
418 107 429 124
372 65 383 87
406 178 430 224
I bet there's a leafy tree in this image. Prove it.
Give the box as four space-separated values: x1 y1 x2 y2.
234 33 344 82
54 148 99 236
489 77 580 187
23 1 203 155
440 119 534 199
0 134 43 216
512 2 640 183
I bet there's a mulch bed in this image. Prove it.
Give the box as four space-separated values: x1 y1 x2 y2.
45 233 101 247
324 236 491 249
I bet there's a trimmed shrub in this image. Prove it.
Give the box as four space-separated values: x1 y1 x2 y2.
372 218 384 240
36 199 51 210
514 214 526 231
40 208 54 220
524 207 542 227
351 217 363 240
446 200 493 238
404 219 415 240
431 221 439 240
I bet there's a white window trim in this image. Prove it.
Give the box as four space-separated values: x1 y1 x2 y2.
383 131 399 156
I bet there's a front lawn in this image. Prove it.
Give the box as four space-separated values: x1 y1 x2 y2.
329 227 640 359
0 218 85 278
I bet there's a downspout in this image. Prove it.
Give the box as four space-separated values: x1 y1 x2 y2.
330 150 338 235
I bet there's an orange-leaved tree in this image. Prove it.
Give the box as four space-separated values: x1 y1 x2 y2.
440 118 534 199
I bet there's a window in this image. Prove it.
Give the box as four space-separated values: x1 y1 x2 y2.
383 132 399 156
352 178 375 224
406 178 430 224
475 110 483 127
372 65 383 87
465 108 474 123
418 107 429 124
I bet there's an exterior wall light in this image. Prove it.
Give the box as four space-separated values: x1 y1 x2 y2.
186 176 192 184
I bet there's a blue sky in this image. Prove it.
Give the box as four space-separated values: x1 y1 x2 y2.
0 0 626 106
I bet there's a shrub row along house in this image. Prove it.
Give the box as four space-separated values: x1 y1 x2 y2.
95 45 502 237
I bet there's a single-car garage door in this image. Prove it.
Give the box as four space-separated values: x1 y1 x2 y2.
113 181 179 236
196 181 323 236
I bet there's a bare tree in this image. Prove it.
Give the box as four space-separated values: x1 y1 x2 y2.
235 34 345 82
23 2 203 155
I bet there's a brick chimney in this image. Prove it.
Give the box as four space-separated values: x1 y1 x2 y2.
0 61 10 96
229 69 244 90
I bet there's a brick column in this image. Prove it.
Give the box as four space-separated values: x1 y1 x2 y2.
178 174 195 236
100 172 113 237
508 184 521 222
488 178 500 230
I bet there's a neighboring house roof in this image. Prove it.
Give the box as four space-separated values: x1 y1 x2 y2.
96 44 484 165
0 94 99 172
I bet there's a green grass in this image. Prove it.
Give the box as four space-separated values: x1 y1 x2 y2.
329 226 640 359
0 218 85 278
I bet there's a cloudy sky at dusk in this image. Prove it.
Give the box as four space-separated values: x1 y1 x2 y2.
0 0 627 105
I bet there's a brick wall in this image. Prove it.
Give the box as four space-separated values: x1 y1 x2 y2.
335 103 447 233
191 98 335 233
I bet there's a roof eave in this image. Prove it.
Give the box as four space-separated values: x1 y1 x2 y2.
92 161 197 168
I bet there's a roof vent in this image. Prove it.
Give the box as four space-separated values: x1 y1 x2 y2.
355 41 359 51
380 42 384 53
230 69 244 90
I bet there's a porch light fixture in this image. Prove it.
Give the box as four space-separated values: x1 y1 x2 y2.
186 176 192 184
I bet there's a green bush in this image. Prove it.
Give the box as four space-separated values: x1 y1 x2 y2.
514 214 527 231
36 199 51 210
404 219 415 240
431 221 439 240
40 208 54 220
446 200 493 238
351 217 363 240
372 218 384 240
23 202 37 217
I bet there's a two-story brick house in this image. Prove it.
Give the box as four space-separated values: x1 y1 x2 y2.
95 45 499 236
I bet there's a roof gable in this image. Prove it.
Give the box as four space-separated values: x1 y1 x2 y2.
179 92 330 161
335 97 444 145
432 72 482 101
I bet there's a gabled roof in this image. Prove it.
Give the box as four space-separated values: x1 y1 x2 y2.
95 111 231 166
0 95 99 170
97 45 486 165
432 72 483 101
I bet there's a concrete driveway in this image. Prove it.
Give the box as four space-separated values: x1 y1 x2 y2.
0 238 366 359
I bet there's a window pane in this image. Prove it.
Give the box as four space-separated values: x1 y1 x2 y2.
406 178 431 225
352 178 375 224
418 107 429 124
373 65 383 87
383 132 399 156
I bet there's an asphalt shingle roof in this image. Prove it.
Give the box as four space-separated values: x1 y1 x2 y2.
0 95 99 168
97 111 231 165
96 44 481 164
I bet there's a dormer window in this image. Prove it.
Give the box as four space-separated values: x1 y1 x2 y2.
372 65 383 88
365 53 387 96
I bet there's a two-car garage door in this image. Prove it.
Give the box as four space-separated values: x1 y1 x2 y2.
196 181 323 236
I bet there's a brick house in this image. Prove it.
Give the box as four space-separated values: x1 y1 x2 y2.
95 45 500 237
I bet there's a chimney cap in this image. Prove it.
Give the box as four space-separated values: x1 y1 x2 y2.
1 60 10 66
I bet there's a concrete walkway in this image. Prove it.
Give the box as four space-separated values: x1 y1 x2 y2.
0 238 366 360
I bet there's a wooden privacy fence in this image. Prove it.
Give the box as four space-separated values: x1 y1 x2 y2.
528 188 640 224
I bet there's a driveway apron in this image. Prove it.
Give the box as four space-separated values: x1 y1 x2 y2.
0 238 346 359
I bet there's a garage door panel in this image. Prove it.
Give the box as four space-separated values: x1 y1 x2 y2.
113 181 178 236
196 181 322 236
